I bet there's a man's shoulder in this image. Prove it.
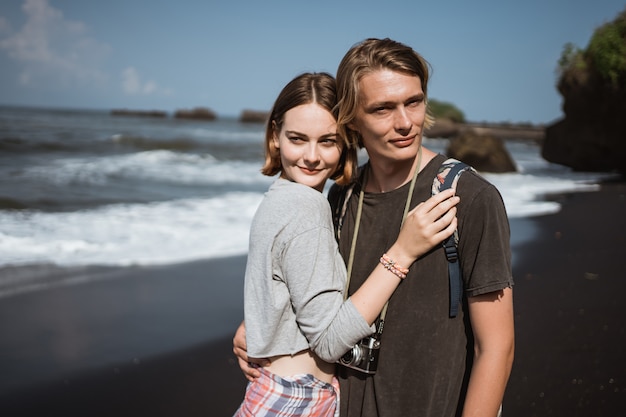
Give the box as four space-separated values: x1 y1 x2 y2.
456 169 500 197
328 181 350 207
429 157 504 210
328 163 366 209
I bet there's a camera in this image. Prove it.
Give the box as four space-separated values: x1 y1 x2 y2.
338 336 380 374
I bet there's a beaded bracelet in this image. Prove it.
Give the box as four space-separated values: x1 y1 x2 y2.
379 253 409 279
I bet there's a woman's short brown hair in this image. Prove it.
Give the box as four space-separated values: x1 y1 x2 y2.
336 38 435 149
261 72 357 185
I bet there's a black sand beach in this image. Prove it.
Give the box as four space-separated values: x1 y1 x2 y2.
1 181 625 416
0 257 248 416
503 179 626 417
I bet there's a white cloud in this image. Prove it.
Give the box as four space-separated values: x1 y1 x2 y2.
122 67 141 95
0 0 110 87
121 66 172 96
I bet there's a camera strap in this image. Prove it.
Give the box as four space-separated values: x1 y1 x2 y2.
344 147 422 334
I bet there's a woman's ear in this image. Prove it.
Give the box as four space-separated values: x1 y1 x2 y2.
271 121 280 149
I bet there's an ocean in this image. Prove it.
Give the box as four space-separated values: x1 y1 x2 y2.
0 105 614 297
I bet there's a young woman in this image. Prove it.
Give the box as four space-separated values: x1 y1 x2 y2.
233 72 459 417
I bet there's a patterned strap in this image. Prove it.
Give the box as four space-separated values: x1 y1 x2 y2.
432 158 475 317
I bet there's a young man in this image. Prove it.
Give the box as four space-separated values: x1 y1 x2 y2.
329 37 514 417
235 38 514 417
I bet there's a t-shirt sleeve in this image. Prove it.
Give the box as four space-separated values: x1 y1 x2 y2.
458 177 514 297
280 224 375 363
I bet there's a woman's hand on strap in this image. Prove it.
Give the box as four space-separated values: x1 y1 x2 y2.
389 188 459 267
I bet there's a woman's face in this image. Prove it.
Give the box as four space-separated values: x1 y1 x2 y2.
273 103 342 192
350 69 426 165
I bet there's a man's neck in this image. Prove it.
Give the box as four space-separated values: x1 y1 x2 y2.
366 147 436 193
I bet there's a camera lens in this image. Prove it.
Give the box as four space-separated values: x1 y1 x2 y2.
340 344 362 366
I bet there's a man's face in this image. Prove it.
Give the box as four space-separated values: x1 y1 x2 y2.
350 69 426 164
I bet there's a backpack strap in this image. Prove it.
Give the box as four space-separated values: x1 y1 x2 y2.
432 158 475 317
333 182 356 241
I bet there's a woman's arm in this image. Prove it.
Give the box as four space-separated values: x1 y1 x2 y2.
462 287 515 417
234 189 460 369
289 189 460 362
349 188 459 324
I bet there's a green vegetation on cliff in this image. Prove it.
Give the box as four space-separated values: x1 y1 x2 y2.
558 8 626 87
546 7 626 174
428 99 465 123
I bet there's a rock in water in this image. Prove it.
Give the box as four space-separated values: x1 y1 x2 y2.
446 130 517 173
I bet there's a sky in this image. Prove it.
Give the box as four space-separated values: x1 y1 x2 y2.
0 0 624 124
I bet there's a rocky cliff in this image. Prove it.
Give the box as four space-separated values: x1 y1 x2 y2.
542 8 626 174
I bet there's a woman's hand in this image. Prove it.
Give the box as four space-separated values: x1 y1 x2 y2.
388 188 459 267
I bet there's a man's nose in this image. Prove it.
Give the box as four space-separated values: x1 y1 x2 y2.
395 108 412 135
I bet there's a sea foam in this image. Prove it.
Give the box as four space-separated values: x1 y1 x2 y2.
0 192 263 268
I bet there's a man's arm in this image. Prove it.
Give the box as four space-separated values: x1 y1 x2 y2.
462 287 514 417
232 321 268 382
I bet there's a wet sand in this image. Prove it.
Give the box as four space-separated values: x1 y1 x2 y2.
0 257 248 416
504 179 626 416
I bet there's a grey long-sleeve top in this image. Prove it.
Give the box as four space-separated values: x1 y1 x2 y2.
244 179 374 363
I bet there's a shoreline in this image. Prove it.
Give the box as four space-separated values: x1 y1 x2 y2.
1 182 625 415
